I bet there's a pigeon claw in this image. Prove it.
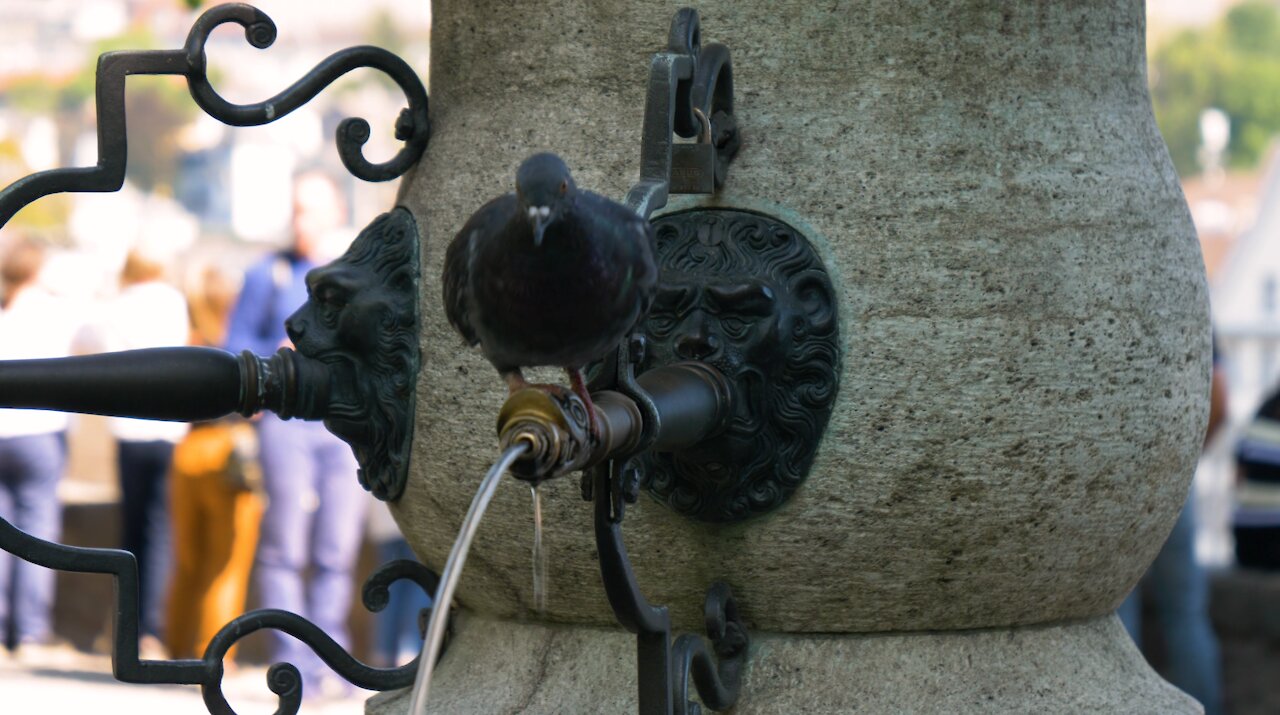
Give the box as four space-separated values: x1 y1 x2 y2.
503 369 529 396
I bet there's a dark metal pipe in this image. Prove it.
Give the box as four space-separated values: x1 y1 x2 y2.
0 347 243 421
497 361 733 481
632 361 731 452
599 360 732 455
0 345 330 423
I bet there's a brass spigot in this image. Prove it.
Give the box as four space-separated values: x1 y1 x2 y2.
496 386 594 480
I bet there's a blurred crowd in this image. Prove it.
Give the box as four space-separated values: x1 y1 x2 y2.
0 171 426 696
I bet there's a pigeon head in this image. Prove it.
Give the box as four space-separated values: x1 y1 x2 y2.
515 152 576 246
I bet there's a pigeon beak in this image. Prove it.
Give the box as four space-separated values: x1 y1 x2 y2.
532 213 550 247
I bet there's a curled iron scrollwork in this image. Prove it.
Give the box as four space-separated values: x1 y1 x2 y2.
587 342 750 715
0 2 430 228
0 514 442 715
182 4 429 182
0 4 434 712
672 582 748 715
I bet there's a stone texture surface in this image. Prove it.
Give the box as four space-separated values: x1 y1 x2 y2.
366 613 1200 714
394 1 1209 632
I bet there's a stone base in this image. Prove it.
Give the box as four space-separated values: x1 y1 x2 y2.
366 612 1199 714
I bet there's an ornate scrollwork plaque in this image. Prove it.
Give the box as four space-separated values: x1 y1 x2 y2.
638 208 840 522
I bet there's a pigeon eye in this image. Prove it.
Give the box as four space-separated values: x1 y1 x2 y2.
559 180 567 195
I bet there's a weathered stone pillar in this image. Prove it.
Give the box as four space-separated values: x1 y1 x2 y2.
381 1 1209 711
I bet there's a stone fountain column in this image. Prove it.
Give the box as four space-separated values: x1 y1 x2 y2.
378 1 1209 712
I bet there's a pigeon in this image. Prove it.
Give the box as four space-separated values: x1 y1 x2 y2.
443 152 657 436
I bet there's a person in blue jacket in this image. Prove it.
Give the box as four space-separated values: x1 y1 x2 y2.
224 171 366 694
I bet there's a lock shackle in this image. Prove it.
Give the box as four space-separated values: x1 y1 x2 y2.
693 107 712 144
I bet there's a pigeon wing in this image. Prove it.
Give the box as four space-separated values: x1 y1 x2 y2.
628 212 658 322
442 194 515 346
595 194 659 328
442 227 478 346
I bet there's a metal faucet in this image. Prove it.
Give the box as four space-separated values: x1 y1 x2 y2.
497 361 733 482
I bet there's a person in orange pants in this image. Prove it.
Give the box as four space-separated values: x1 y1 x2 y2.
166 419 263 659
166 266 264 660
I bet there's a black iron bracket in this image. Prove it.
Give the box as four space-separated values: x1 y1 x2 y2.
586 342 748 715
0 1 429 228
625 8 738 220
619 11 839 523
0 4 433 712
576 12 749 714
0 514 445 715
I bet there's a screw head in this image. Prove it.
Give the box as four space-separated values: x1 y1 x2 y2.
395 109 415 141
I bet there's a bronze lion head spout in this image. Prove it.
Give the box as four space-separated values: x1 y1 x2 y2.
638 208 841 522
280 207 420 501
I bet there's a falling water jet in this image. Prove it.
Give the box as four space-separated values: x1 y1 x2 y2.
408 442 529 715
531 484 547 614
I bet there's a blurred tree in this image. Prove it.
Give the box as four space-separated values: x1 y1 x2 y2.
0 27 197 236
368 9 406 56
120 76 197 193
0 138 71 238
1151 0 1280 176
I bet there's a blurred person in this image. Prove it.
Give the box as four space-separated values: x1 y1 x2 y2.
368 503 429 668
1234 369 1280 568
166 265 263 660
1118 348 1227 715
81 248 190 658
225 171 366 692
0 239 79 661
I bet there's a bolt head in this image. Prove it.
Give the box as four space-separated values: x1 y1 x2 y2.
395 109 415 141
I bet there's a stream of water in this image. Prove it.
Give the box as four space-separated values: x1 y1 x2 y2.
531 484 547 614
407 443 528 715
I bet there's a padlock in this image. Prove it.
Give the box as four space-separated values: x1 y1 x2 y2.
669 108 716 194
670 142 715 194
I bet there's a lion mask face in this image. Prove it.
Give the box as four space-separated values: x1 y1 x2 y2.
638 209 840 522
284 207 420 501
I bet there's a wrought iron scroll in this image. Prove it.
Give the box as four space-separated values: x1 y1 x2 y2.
0 1 430 228
0 515 443 715
0 3 434 712
585 341 749 715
